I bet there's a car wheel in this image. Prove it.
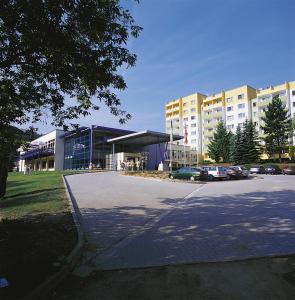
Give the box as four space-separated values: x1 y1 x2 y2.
190 176 195 181
170 175 174 179
209 174 214 181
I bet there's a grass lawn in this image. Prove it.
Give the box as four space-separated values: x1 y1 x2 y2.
0 171 79 299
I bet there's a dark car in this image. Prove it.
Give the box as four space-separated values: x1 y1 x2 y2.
264 165 281 175
282 166 295 175
226 167 244 179
169 167 208 181
249 165 265 174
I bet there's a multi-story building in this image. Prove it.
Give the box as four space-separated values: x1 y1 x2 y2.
165 93 206 162
165 80 295 161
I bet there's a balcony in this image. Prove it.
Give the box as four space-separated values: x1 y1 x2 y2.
212 111 223 118
203 122 214 129
204 130 214 137
20 148 54 160
203 113 213 120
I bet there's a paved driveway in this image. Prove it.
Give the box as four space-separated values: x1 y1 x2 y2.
66 173 295 270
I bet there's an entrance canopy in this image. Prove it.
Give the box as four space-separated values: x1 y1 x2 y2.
107 130 183 146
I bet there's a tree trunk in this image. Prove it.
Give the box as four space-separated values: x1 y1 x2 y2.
0 159 9 198
278 151 282 163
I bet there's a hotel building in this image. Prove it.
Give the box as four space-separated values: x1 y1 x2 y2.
165 80 295 160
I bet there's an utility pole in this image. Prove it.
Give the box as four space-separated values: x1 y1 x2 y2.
183 124 187 167
169 119 173 172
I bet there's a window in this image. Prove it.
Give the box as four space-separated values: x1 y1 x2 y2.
226 97 233 103
238 123 243 127
226 124 234 130
253 102 257 107
191 123 196 128
292 90 295 96
191 108 196 113
227 106 233 111
183 110 188 114
238 94 244 100
191 100 196 105
183 117 188 122
293 102 295 107
253 112 257 117
238 113 246 119
227 115 234 121
191 131 196 136
191 116 196 120
183 102 187 107
191 139 196 144
238 103 245 109
48 160 54 169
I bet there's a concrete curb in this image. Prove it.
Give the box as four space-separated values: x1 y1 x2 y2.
24 175 85 300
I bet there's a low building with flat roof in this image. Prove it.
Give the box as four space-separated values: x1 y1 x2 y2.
19 125 185 172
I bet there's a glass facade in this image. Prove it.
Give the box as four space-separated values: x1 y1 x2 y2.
64 131 91 169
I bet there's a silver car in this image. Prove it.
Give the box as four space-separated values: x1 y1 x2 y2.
229 166 249 178
203 166 228 181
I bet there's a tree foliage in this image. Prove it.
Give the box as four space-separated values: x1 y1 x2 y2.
261 95 293 162
208 121 231 162
212 120 261 165
240 120 261 163
0 0 142 128
229 124 243 164
0 0 142 197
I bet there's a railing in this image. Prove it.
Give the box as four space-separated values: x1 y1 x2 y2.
20 148 54 160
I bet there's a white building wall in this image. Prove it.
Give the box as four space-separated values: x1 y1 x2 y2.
18 129 65 172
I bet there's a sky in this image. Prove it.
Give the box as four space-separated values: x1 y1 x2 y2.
37 0 295 134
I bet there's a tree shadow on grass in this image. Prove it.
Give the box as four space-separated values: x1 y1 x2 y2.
0 212 77 300
0 188 65 209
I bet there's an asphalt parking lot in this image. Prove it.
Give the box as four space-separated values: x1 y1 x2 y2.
66 172 295 272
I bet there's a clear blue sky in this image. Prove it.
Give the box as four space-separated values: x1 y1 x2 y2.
38 0 295 134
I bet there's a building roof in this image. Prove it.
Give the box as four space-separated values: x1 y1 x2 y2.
107 130 183 146
64 125 134 138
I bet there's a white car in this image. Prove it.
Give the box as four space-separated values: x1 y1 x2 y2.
229 166 249 178
202 166 228 181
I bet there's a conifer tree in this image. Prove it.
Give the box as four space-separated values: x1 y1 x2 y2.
231 124 244 164
261 95 293 162
208 121 231 162
242 120 261 163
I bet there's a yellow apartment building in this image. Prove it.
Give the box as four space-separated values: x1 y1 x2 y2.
165 80 295 161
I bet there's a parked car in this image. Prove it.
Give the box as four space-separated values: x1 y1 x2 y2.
226 166 244 179
202 166 228 180
249 165 265 174
169 167 208 181
282 166 295 175
229 166 249 178
264 165 281 175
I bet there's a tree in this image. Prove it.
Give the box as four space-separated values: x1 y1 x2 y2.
0 1 141 196
229 124 244 164
241 120 261 163
261 95 293 162
0 126 36 197
208 121 231 162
